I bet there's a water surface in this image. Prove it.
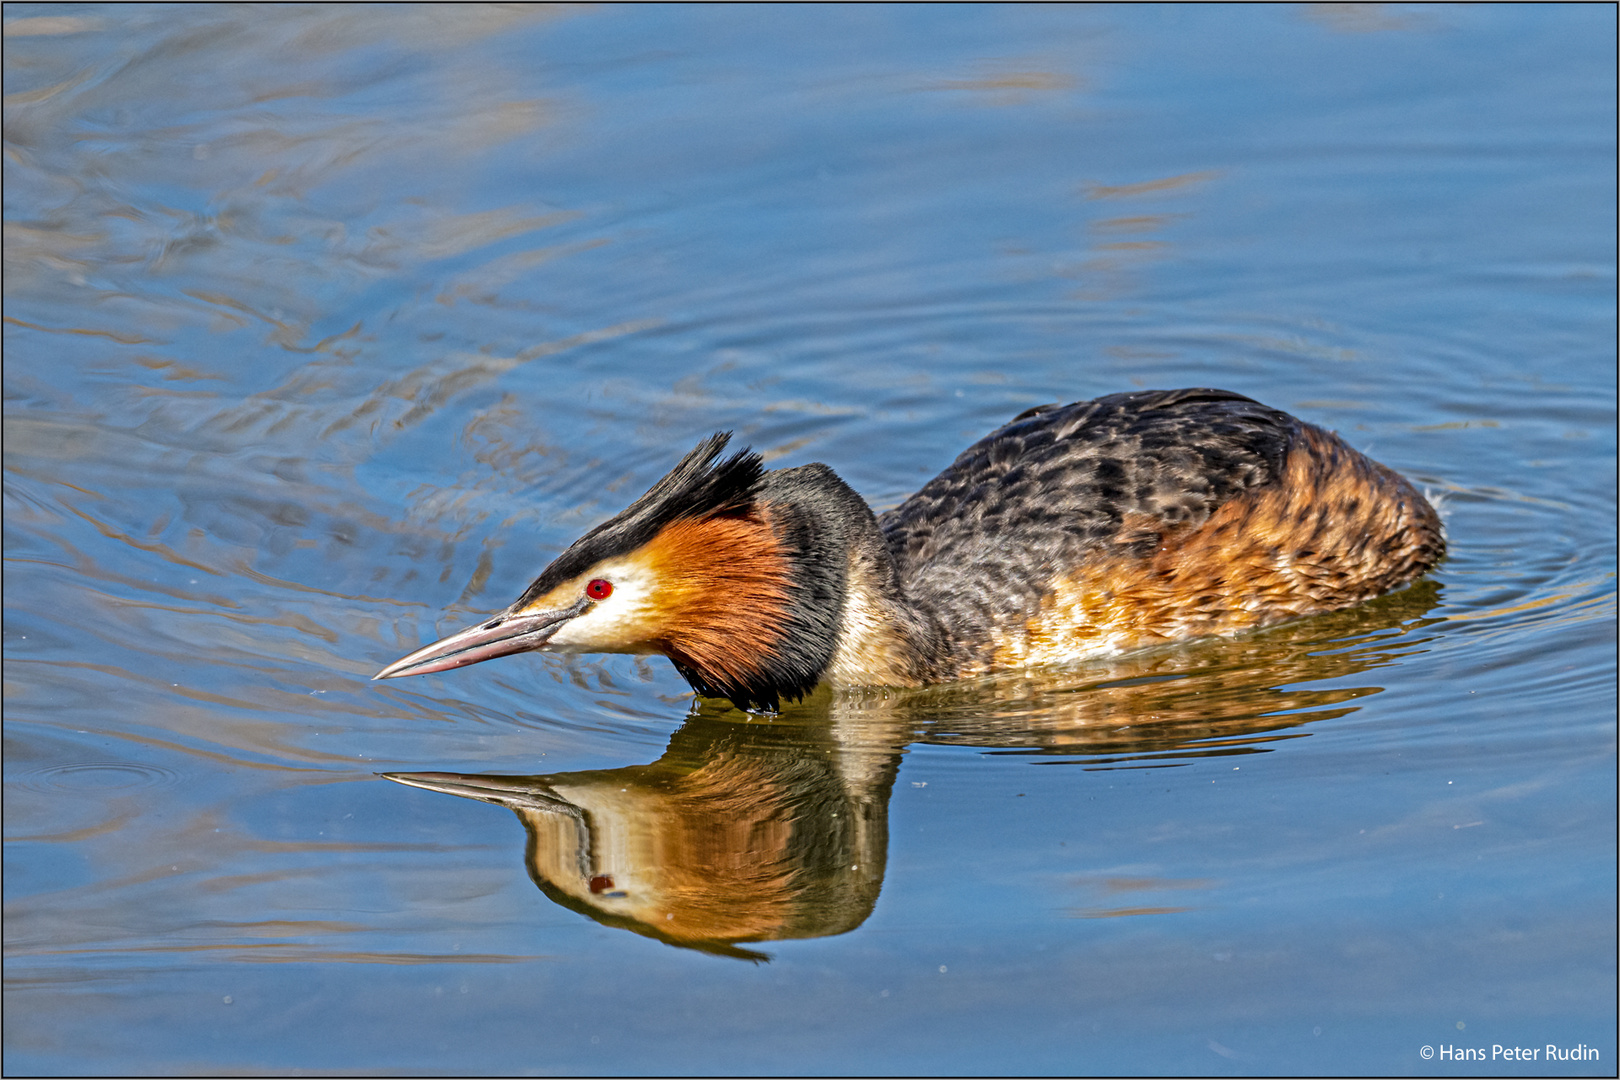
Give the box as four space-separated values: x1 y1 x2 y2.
4 5 1614 1075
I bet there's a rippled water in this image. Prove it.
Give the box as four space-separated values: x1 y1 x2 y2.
4 5 1614 1075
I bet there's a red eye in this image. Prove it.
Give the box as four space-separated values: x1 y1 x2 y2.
585 579 613 601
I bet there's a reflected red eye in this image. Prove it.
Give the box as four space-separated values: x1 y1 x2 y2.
585 579 613 601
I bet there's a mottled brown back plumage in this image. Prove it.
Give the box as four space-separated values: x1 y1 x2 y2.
878 388 1444 674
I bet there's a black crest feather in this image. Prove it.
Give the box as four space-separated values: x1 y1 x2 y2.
514 433 763 608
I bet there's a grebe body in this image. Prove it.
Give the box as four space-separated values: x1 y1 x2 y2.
375 389 1445 710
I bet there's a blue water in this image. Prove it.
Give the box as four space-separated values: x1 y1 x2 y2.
4 5 1614 1075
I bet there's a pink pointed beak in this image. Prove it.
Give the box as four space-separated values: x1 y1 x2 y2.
372 597 589 680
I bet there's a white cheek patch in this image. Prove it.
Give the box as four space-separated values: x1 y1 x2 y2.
543 562 663 654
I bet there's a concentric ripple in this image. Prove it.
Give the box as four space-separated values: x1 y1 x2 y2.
17 761 181 794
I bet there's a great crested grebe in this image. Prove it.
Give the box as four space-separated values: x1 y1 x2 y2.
375 388 1445 710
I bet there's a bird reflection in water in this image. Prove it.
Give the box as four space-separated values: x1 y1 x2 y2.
388 708 901 961
385 580 1442 959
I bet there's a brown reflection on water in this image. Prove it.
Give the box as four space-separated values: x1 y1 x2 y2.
1065 874 1215 919
388 581 1443 958
388 709 902 962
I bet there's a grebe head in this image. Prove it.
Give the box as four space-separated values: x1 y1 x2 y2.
373 434 842 710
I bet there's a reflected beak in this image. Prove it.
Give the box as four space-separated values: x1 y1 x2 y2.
380 772 593 876
372 598 588 680
380 771 572 812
